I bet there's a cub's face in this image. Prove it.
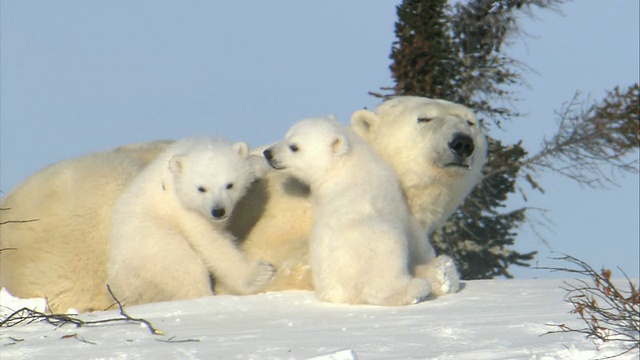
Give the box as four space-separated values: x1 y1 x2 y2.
169 141 255 222
351 96 487 186
263 117 348 187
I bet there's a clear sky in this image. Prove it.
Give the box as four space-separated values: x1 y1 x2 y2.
1 1 638 278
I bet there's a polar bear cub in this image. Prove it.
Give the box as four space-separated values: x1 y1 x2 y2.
263 117 431 306
108 138 274 305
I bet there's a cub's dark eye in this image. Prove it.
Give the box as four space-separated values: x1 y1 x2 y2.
197 186 207 193
225 183 234 190
417 117 433 123
467 121 475 126
289 144 299 152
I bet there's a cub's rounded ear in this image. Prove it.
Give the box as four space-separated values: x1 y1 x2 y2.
350 109 380 139
233 141 249 157
332 135 349 156
168 155 186 175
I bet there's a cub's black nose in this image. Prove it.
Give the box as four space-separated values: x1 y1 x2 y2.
449 134 475 158
211 208 226 219
263 148 273 161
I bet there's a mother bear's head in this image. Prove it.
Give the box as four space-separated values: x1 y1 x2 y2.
350 96 487 233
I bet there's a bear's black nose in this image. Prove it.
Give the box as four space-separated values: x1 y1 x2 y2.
449 134 475 158
263 148 273 161
211 208 226 219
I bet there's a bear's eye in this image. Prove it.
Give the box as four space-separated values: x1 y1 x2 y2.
225 183 234 190
289 144 299 152
417 117 433 123
467 121 475 127
197 186 207 193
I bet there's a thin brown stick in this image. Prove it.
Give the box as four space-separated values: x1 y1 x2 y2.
0 219 39 226
537 254 639 359
105 284 164 335
0 285 165 336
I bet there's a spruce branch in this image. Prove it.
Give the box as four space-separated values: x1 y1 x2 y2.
523 84 640 190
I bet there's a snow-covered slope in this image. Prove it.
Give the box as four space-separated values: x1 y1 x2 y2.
1 279 637 359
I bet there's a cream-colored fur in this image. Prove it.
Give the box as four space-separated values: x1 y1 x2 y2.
108 138 274 305
234 97 486 295
264 117 431 305
0 151 146 312
0 96 486 311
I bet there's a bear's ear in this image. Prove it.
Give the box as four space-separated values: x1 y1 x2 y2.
169 155 186 175
350 109 380 139
331 135 349 156
233 142 249 157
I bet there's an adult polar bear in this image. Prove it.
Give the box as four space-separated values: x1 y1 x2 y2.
264 117 433 305
229 96 487 294
0 96 486 312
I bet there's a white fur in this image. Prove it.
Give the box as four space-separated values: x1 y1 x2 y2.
107 138 274 305
0 96 486 311
0 149 148 312
349 97 486 295
264 117 431 306
235 97 486 295
351 96 486 235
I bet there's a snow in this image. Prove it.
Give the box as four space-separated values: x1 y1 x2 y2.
1 279 637 360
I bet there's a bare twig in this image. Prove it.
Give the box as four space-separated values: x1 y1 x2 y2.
523 85 640 190
538 254 639 359
0 219 39 226
0 285 164 336
156 336 200 344
0 206 39 225
483 85 639 191
105 284 164 335
61 333 97 345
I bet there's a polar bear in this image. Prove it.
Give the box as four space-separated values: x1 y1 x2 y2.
108 138 274 305
233 96 486 295
0 141 174 313
0 96 486 311
0 150 148 313
263 117 431 306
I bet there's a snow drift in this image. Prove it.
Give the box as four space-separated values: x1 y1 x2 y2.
1 279 637 359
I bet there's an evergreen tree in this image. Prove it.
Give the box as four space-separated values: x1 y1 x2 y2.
375 0 639 279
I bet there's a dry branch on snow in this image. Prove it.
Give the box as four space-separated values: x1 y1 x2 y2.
0 285 165 336
540 254 640 359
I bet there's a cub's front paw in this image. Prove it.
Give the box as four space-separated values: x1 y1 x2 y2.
430 255 460 296
245 260 276 293
414 255 460 297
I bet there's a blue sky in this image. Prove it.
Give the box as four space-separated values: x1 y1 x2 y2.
1 1 638 278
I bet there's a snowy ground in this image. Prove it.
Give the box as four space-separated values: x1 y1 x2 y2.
1 279 637 360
